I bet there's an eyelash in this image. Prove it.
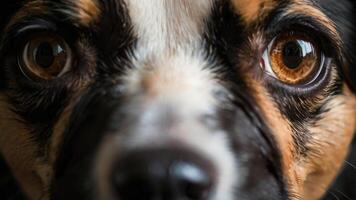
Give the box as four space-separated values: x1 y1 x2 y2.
3 18 79 49
266 15 338 54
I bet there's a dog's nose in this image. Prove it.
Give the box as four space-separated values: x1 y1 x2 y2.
111 148 214 200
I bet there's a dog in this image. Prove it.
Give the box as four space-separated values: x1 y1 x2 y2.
0 0 355 199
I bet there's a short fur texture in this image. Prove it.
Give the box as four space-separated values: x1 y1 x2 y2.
0 0 355 200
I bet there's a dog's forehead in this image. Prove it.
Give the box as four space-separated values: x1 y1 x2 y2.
8 0 335 37
65 0 335 33
123 0 213 51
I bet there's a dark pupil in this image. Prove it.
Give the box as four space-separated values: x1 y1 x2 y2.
282 41 303 69
35 42 54 68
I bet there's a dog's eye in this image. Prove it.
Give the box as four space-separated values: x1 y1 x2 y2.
19 34 72 80
261 31 324 85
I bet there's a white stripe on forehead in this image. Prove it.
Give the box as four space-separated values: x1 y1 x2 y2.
122 0 220 116
125 0 214 52
95 2 238 198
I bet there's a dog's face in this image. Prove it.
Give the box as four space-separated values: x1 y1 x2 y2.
0 0 355 199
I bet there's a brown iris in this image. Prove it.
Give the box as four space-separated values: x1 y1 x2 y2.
266 32 322 85
20 34 71 80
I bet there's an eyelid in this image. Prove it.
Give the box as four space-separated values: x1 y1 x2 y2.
267 13 334 36
264 58 332 96
0 19 57 52
264 15 340 57
1 19 78 58
6 18 57 38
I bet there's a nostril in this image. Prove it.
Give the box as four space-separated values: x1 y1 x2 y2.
172 162 213 199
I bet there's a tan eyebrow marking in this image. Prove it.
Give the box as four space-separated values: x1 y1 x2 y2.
60 0 101 26
72 0 101 26
5 0 101 31
231 0 276 24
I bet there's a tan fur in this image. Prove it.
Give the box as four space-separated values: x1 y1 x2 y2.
6 0 101 30
231 0 276 24
49 100 76 166
248 76 356 199
285 1 342 49
1 1 355 199
243 2 353 198
0 95 46 200
247 79 304 198
0 17 97 198
74 0 101 26
0 94 87 200
59 0 101 27
302 86 356 199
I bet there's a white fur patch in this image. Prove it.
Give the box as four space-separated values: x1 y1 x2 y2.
95 49 238 199
124 0 214 52
94 1 237 199
123 51 237 200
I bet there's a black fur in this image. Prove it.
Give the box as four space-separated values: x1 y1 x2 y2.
316 0 356 93
0 0 355 199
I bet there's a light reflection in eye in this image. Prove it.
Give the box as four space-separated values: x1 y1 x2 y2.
260 31 325 85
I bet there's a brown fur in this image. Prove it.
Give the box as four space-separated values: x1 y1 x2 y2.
0 34 97 200
302 87 356 199
0 93 91 200
71 0 101 26
7 0 101 29
1 0 355 199
231 0 276 24
247 76 356 199
246 78 302 198
285 1 342 49
0 95 47 200
49 100 77 166
239 3 355 197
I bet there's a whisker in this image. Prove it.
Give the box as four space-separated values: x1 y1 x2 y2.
344 160 356 171
315 184 341 200
327 190 340 200
332 189 353 200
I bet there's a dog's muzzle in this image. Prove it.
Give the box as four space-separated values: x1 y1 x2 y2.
51 79 286 200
